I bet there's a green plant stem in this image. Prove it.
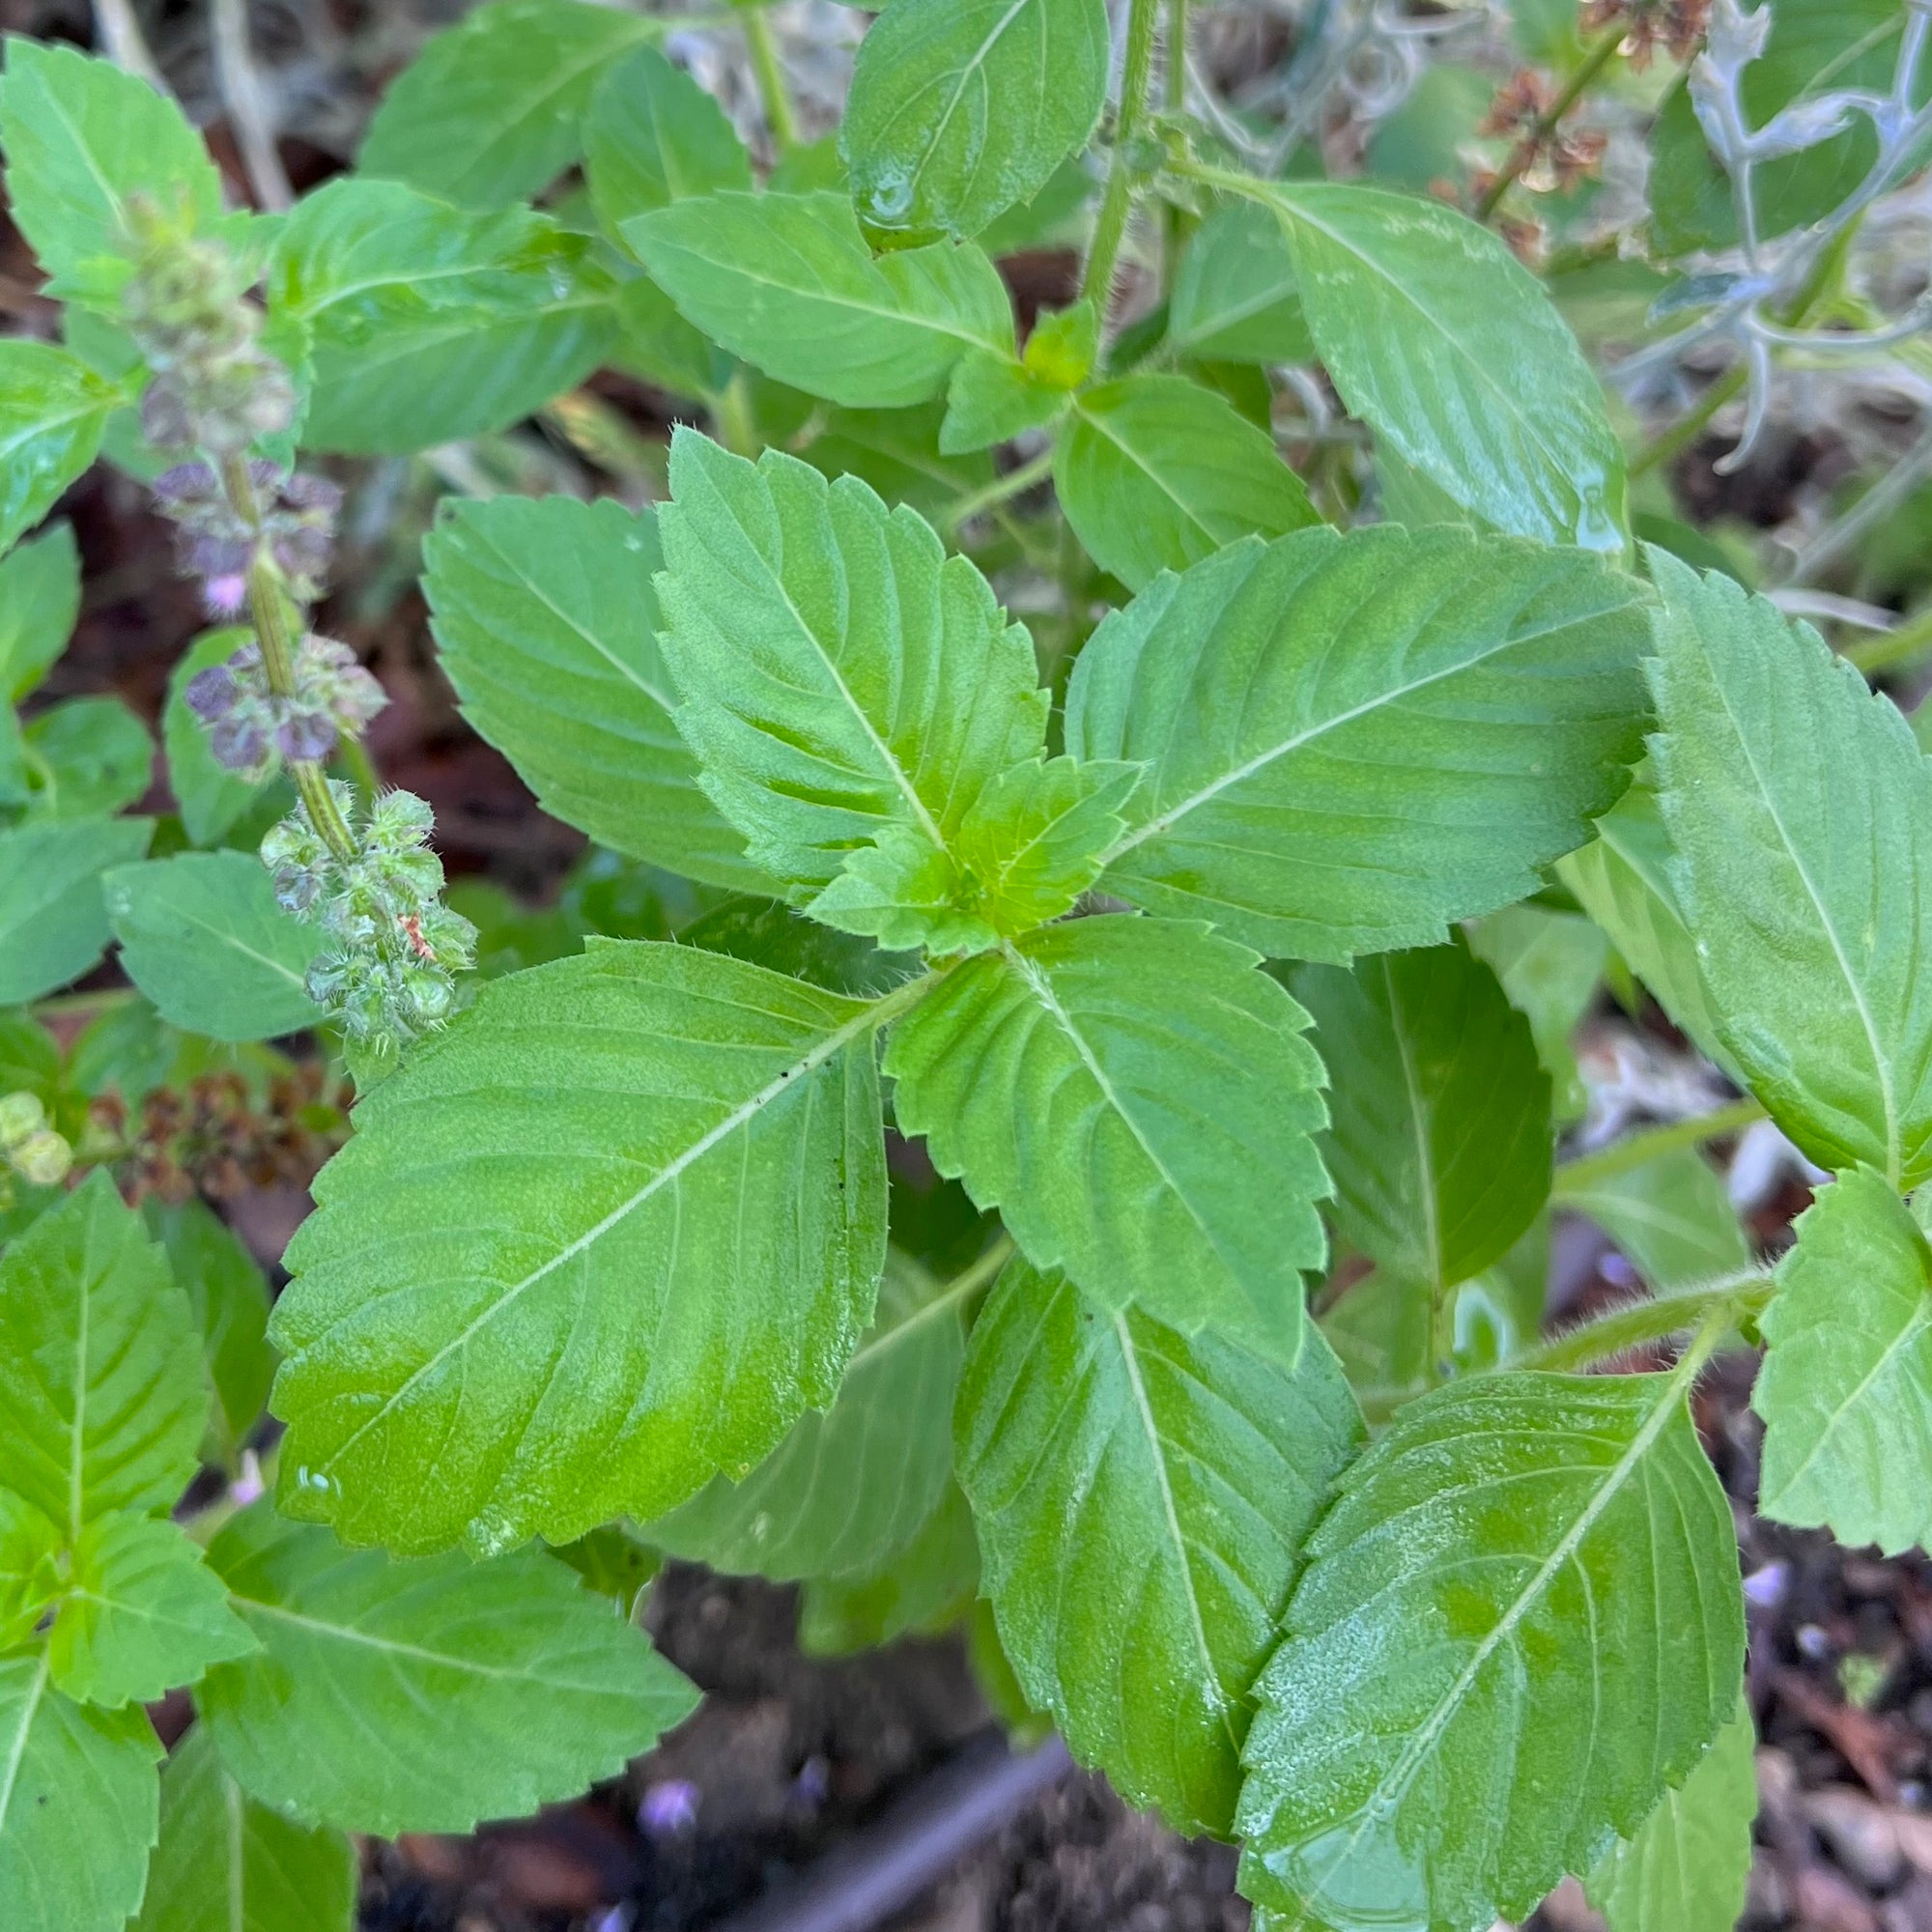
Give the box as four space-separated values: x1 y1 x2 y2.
217 452 358 865
1551 1097 1767 1198
31 986 139 1020
1628 364 1747 479
1160 0 1193 293
1513 1270 1771 1375
336 729 382 798
1080 0 1164 311
1474 28 1624 223
940 446 1057 531
1847 603 1932 675
743 7 798 155
864 965 949 1034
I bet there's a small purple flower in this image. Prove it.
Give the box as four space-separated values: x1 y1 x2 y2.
639 1779 699 1836
184 664 240 722
276 706 341 763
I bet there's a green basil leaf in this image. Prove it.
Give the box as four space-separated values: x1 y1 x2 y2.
0 1652 160 1932
656 430 1048 921
14 696 151 822
1056 374 1319 590
1466 901 1608 1122
0 521 77 703
162 629 282 847
356 0 659 210
1168 203 1314 365
798 1482 980 1656
1585 1706 1759 1932
0 38 227 300
625 190 1012 409
1755 1165 1932 1555
841 0 1109 242
886 915 1329 1356
1289 938 1552 1298
1649 553 1932 1188
200 1504 698 1835
104 852 323 1043
143 1200 276 1473
0 341 119 554
1065 526 1648 961
585 43 753 237
1556 773 1743 1084
1556 1146 1751 1294
958 1255 1362 1835
47 1513 256 1709
1256 181 1626 551
647 1248 968 1579
132 1724 356 1932
797 399 993 521
268 179 617 455
0 813 152 1006
270 941 888 1554
0 1171 205 1538
1236 1370 1745 1931
941 350 1072 454
423 494 764 891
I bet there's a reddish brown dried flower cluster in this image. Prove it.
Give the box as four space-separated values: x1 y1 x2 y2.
103 1065 351 1205
1581 0 1711 69
1476 69 1610 200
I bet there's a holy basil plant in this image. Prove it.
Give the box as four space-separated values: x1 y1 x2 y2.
0 5 1922 1930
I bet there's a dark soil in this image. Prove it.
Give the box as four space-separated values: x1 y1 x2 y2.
341 1356 1932 1932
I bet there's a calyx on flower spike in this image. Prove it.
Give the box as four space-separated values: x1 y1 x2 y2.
262 784 478 1053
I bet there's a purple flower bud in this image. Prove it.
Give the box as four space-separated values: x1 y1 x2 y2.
153 462 219 506
203 574 248 618
272 524 333 582
282 471 344 515
184 664 240 721
639 1780 699 1836
139 377 195 450
275 707 340 763
211 712 270 773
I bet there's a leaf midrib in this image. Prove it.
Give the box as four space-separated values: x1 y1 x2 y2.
1100 596 1617 866
1268 185 1596 517
1112 1310 1240 1755
453 519 677 715
1694 641 1902 1182
1764 1295 1932 1508
231 1596 613 1689
1288 1372 1691 1928
0 1653 49 1841
900 0 1036 208
309 992 880 1486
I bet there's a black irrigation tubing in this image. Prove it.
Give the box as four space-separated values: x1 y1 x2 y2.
714 1728 1075 1932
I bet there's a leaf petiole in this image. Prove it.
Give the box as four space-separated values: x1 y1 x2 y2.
1511 1268 1773 1375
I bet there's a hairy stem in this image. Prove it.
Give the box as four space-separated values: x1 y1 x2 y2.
1512 1269 1772 1374
940 447 1057 531
1848 602 1932 675
1080 0 1164 312
1475 28 1623 223
1551 1097 1767 1197
743 7 798 156
1160 0 1193 292
217 452 358 863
